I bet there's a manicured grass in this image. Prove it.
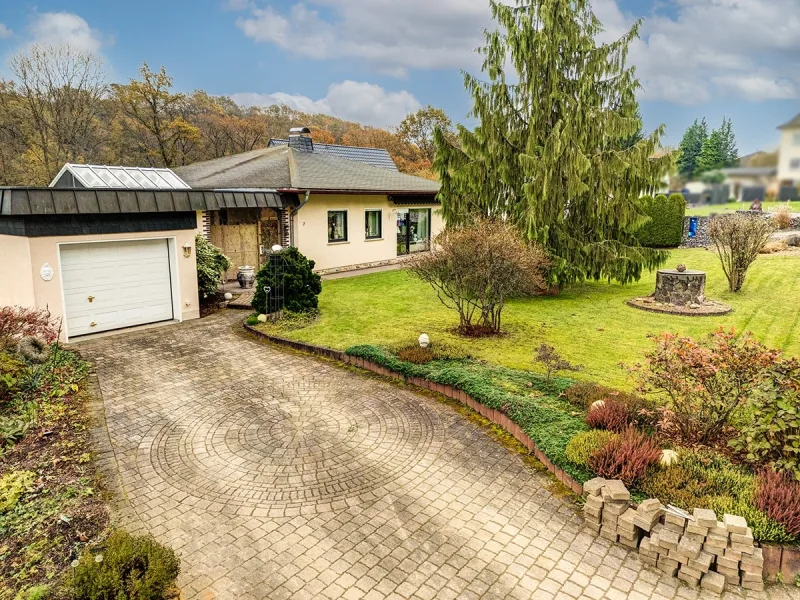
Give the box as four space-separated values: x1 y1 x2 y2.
278 249 800 388
686 201 800 216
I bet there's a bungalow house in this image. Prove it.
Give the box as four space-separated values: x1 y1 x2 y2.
0 130 441 341
173 128 442 276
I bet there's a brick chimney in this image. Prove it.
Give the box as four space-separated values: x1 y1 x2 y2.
288 127 313 152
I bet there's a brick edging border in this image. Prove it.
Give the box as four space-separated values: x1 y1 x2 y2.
242 322 800 580
243 323 584 495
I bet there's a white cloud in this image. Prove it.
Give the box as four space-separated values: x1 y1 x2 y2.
27 12 108 53
232 80 421 127
0 24 12 39
231 0 800 105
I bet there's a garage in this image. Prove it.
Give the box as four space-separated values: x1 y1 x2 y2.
60 239 175 337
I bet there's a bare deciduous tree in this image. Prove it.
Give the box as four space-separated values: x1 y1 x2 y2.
9 44 107 183
709 213 775 292
410 219 550 335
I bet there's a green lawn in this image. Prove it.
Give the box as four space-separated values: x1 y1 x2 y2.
686 201 800 216
276 249 800 388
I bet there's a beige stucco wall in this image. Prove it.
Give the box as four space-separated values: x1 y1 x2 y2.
0 235 36 307
292 193 444 271
778 129 800 183
2 211 202 340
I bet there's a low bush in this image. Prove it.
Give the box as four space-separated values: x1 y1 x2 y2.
563 382 613 408
252 248 322 315
245 315 260 326
565 430 618 467
756 469 800 537
397 346 436 364
0 307 58 350
760 240 789 254
70 530 180 600
733 358 800 479
585 398 631 433
640 450 796 543
17 336 51 364
0 351 27 409
632 329 778 445
635 193 686 248
195 235 231 300
771 205 793 230
587 428 661 487
533 344 582 384
709 213 775 292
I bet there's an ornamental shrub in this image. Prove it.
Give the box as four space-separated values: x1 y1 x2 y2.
195 235 231 299
0 306 58 351
0 351 26 408
563 382 613 408
565 430 618 466
587 427 661 487
632 329 779 445
252 247 322 314
709 213 775 292
70 530 180 600
585 398 632 433
755 469 800 537
635 193 686 248
732 358 800 480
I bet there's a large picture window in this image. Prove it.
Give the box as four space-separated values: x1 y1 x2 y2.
365 209 382 239
328 210 348 243
396 208 431 255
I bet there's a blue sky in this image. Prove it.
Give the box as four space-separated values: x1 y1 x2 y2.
1 0 798 154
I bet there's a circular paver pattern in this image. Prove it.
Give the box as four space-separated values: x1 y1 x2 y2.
143 380 441 512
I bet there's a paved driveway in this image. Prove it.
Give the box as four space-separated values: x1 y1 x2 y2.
79 314 793 600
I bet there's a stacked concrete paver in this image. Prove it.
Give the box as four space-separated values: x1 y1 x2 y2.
582 477 764 595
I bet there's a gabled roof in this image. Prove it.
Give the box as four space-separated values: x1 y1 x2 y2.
720 166 777 177
50 163 191 190
173 147 439 195
778 114 800 130
268 138 398 171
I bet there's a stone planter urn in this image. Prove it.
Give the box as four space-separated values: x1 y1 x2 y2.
237 265 256 289
654 269 706 306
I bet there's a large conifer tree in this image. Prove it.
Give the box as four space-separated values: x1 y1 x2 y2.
433 0 672 285
677 118 708 180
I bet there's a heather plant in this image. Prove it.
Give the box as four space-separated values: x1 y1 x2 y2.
563 382 613 408
587 427 661 487
585 398 632 433
565 430 618 467
755 469 800 537
632 329 778 445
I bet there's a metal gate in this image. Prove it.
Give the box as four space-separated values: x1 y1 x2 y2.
263 248 286 315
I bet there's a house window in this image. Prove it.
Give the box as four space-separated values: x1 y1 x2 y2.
793 132 800 146
365 210 382 239
791 158 800 171
396 208 432 256
328 210 348 243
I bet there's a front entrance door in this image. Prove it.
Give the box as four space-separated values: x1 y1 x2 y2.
396 208 431 256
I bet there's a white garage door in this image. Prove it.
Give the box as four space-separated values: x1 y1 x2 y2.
60 239 174 337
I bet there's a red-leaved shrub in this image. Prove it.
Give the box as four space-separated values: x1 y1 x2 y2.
755 469 800 537
585 398 632 433
587 427 662 487
0 306 59 349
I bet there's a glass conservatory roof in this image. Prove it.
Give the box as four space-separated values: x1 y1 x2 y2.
50 163 191 190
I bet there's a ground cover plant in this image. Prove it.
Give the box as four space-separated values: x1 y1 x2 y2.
269 249 800 388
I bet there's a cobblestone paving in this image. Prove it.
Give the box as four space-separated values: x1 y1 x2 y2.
78 314 798 600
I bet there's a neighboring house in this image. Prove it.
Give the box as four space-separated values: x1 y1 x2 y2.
718 166 778 202
174 127 442 275
0 166 294 341
777 114 800 186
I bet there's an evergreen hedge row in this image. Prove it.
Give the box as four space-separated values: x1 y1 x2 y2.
636 193 687 248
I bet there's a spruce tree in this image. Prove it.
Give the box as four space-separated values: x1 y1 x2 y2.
719 117 738 167
696 128 726 175
676 118 708 180
433 0 671 285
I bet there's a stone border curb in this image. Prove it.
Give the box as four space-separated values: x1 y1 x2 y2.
242 321 800 581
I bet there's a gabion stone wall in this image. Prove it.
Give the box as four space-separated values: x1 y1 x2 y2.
680 216 711 248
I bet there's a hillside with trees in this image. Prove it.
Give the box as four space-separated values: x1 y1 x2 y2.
0 45 451 186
